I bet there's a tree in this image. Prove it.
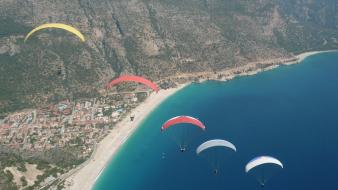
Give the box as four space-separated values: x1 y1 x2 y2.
20 176 28 187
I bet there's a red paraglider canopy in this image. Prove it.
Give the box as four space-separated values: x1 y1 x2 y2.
161 116 206 131
106 75 159 92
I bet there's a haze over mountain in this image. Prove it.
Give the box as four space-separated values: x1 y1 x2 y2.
1 0 338 114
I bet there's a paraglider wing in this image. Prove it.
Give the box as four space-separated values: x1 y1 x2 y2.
161 116 206 131
161 116 206 152
106 75 159 92
24 23 85 42
245 156 283 173
196 139 237 155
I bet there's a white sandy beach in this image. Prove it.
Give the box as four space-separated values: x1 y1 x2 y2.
65 84 186 190
64 49 338 190
293 50 338 64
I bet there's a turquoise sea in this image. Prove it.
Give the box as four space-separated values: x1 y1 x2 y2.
94 52 338 190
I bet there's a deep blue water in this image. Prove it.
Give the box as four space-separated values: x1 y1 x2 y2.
94 52 338 190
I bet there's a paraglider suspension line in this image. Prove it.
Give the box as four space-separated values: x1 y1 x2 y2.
261 168 265 187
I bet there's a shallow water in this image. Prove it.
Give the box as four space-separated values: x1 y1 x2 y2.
94 52 338 190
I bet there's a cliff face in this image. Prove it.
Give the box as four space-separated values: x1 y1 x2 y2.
1 0 338 113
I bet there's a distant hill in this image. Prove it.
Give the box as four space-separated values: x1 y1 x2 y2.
1 0 338 114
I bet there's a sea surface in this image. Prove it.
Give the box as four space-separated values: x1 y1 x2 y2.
94 52 338 190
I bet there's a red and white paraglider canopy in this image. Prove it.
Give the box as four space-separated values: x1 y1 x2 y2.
161 116 206 131
106 75 159 92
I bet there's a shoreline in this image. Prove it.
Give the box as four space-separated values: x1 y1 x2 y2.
63 49 337 190
64 84 187 190
295 50 338 63
208 50 338 81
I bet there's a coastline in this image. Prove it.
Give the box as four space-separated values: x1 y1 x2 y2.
64 84 187 190
63 49 337 190
210 50 338 80
294 50 338 63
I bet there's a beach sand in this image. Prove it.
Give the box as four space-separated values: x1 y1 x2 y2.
65 84 186 190
64 50 338 190
295 50 338 63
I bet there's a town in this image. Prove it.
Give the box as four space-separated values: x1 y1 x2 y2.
0 90 148 159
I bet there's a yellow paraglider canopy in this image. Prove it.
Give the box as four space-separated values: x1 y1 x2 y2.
24 23 85 42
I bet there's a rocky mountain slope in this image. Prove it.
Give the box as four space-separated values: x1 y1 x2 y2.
1 0 338 114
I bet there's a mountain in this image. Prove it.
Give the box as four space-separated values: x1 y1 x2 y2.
1 0 338 114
